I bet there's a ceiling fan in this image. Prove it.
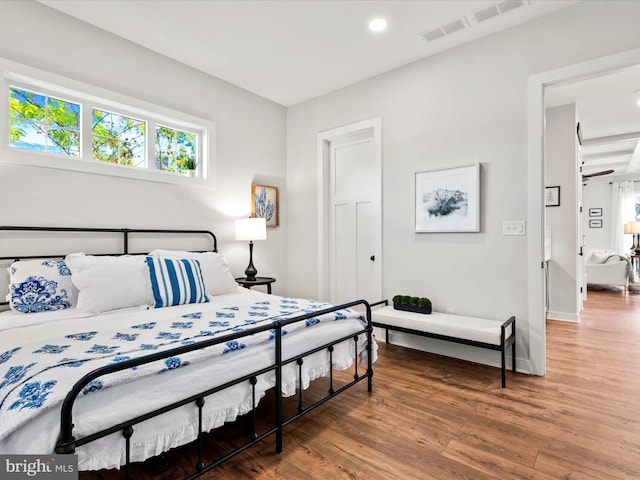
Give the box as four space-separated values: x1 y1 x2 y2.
582 169 614 181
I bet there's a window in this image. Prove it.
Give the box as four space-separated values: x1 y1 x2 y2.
1 59 214 187
9 87 80 157
92 109 145 167
156 125 196 173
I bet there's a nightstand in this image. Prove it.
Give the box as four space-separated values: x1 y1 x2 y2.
235 277 276 294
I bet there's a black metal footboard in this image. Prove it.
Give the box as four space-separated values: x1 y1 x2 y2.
55 300 374 479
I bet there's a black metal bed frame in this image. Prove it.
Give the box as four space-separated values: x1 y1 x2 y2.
0 226 374 478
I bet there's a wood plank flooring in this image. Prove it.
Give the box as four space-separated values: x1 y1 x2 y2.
81 289 640 479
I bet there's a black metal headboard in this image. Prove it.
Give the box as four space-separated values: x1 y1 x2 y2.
0 226 218 306
0 226 217 261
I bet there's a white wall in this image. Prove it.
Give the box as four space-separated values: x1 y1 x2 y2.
545 104 580 321
582 175 640 254
286 1 640 371
582 179 614 253
0 1 287 292
6 1 640 372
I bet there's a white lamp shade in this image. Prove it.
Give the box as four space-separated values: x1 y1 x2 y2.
631 221 640 235
625 222 634 234
235 217 267 241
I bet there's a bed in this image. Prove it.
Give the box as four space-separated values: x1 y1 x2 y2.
0 226 375 478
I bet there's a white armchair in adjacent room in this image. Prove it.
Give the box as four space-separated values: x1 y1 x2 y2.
585 250 632 288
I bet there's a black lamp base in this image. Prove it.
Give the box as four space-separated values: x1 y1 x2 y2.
244 241 258 281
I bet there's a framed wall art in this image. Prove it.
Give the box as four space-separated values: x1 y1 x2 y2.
589 207 602 217
545 186 560 207
252 183 279 227
415 163 480 233
589 219 602 228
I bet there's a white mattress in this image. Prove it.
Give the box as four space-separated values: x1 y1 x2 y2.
0 289 375 470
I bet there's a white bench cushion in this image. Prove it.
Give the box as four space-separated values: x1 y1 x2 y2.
372 306 512 346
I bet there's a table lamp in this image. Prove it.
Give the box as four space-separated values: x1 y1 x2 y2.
235 217 267 281
632 221 640 255
625 221 636 253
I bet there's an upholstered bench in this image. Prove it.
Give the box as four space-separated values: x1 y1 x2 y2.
371 304 516 387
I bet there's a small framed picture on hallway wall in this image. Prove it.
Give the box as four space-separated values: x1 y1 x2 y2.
589 219 603 228
545 186 560 207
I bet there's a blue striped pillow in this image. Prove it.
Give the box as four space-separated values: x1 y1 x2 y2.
145 257 209 308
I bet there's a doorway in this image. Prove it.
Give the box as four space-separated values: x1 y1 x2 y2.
317 117 382 304
528 47 640 376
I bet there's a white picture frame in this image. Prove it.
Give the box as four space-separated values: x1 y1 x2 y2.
415 164 480 233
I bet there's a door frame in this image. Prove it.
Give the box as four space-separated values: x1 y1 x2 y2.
317 117 382 302
527 47 640 376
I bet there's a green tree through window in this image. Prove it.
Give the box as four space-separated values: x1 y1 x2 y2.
9 88 80 156
156 126 196 174
92 109 146 167
7 83 205 180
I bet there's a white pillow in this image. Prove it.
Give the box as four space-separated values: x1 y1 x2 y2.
588 250 611 264
7 259 78 313
148 249 238 296
65 253 154 313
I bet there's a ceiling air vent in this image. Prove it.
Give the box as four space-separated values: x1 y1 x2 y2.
420 0 528 43
420 17 469 43
474 4 500 22
473 0 528 24
421 28 446 42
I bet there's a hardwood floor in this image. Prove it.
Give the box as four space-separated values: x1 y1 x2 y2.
82 290 640 479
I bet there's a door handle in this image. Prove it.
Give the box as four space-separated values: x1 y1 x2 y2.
370 255 375 261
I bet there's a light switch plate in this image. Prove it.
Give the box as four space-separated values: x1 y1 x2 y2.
503 220 526 236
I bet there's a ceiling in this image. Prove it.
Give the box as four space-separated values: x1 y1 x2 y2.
39 0 578 107
546 66 640 180
40 0 636 180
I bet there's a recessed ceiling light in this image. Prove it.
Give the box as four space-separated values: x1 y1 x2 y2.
369 18 388 32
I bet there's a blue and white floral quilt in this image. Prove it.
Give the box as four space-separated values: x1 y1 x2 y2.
0 296 366 443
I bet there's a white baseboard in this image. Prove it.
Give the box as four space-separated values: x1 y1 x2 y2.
546 310 579 322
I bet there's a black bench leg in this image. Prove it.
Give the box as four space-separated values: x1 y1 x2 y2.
512 339 516 373
501 346 506 388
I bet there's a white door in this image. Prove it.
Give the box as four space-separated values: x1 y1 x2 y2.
578 145 586 310
318 118 382 304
